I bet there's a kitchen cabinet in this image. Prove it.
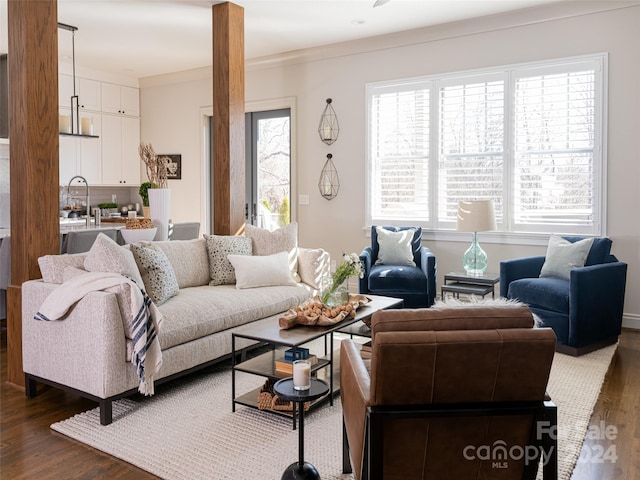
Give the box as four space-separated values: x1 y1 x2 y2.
59 109 102 185
58 76 101 112
101 83 139 117
78 78 101 111
101 114 140 185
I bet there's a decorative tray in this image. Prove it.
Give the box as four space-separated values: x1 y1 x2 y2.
278 294 370 329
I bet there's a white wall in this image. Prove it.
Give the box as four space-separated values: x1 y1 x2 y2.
140 3 640 325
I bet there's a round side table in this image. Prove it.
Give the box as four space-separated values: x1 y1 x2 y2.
273 378 329 480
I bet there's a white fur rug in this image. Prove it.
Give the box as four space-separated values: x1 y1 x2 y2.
51 343 617 480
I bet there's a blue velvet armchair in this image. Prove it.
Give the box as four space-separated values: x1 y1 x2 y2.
500 236 627 356
359 226 437 308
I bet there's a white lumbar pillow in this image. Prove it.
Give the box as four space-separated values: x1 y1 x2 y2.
227 251 297 289
539 235 594 280
375 227 416 266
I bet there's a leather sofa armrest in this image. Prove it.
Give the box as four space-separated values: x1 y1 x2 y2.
499 256 545 298
359 247 373 294
340 339 371 479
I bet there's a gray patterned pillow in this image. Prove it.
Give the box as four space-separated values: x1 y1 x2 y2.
204 234 252 286
131 243 179 306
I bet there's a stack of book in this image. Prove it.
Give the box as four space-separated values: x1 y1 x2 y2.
274 348 317 377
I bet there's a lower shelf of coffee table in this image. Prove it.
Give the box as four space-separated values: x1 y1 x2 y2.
233 359 337 414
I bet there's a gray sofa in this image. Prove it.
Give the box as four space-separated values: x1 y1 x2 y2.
22 236 329 424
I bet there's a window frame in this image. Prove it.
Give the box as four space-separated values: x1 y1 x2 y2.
365 53 608 245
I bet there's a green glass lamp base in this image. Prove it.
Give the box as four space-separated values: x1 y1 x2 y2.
462 232 488 276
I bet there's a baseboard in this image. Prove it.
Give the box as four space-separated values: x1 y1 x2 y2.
622 313 640 330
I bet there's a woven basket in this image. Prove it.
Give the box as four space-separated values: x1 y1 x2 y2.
257 379 310 412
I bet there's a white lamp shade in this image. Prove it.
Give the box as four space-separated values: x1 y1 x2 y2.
457 200 497 233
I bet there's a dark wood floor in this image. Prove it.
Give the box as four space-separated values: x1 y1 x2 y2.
2 330 639 479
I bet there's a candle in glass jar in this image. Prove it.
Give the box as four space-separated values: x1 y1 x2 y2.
292 360 311 391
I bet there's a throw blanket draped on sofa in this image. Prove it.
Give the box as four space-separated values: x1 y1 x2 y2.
34 272 163 395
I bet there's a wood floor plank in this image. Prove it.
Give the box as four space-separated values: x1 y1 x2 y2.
2 330 639 479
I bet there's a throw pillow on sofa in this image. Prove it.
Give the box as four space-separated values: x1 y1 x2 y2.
142 239 210 288
84 233 144 286
38 253 87 284
228 251 297 289
204 234 253 286
539 235 595 280
131 244 179 305
245 222 300 281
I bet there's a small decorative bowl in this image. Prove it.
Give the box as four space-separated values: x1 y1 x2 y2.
120 227 157 244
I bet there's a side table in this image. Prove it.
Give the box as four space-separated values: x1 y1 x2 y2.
273 378 330 480
441 272 500 300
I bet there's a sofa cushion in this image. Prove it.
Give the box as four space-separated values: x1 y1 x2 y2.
297 247 330 290
84 233 144 286
38 253 88 284
374 226 416 266
131 244 179 306
204 234 252 286
508 277 570 315
142 239 210 288
245 222 299 281
540 235 593 280
155 284 311 351
368 264 426 292
562 236 612 266
228 252 297 289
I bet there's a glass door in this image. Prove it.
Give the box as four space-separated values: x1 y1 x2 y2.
245 108 291 230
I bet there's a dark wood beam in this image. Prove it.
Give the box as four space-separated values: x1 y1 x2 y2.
7 0 60 386
212 2 245 235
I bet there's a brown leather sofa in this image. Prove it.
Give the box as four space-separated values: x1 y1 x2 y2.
340 304 558 480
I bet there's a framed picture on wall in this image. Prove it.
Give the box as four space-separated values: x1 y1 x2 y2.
161 154 182 180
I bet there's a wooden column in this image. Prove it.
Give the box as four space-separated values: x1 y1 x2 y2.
212 2 245 235
7 0 60 387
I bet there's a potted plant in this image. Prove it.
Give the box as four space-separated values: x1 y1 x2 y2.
138 181 156 218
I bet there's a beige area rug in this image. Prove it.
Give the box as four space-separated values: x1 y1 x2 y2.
51 344 617 480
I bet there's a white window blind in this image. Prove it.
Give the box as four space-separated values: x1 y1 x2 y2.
370 84 430 221
513 67 596 229
439 78 504 224
366 54 605 238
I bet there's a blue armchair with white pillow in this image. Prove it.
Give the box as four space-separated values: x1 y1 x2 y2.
359 226 437 308
500 235 627 356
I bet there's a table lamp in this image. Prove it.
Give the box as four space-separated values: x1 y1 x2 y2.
456 200 496 276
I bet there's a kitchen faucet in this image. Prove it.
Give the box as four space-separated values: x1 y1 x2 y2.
67 175 91 227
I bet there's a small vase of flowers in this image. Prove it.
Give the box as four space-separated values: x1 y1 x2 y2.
321 253 364 307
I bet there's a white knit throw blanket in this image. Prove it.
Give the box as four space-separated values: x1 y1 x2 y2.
35 271 163 395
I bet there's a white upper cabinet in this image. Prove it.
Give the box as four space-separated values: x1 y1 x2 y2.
78 78 101 112
101 114 140 186
101 83 140 117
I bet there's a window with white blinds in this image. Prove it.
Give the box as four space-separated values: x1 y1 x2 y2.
370 83 430 221
438 77 504 224
367 55 605 237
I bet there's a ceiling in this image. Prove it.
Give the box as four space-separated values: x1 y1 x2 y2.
1 0 564 79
